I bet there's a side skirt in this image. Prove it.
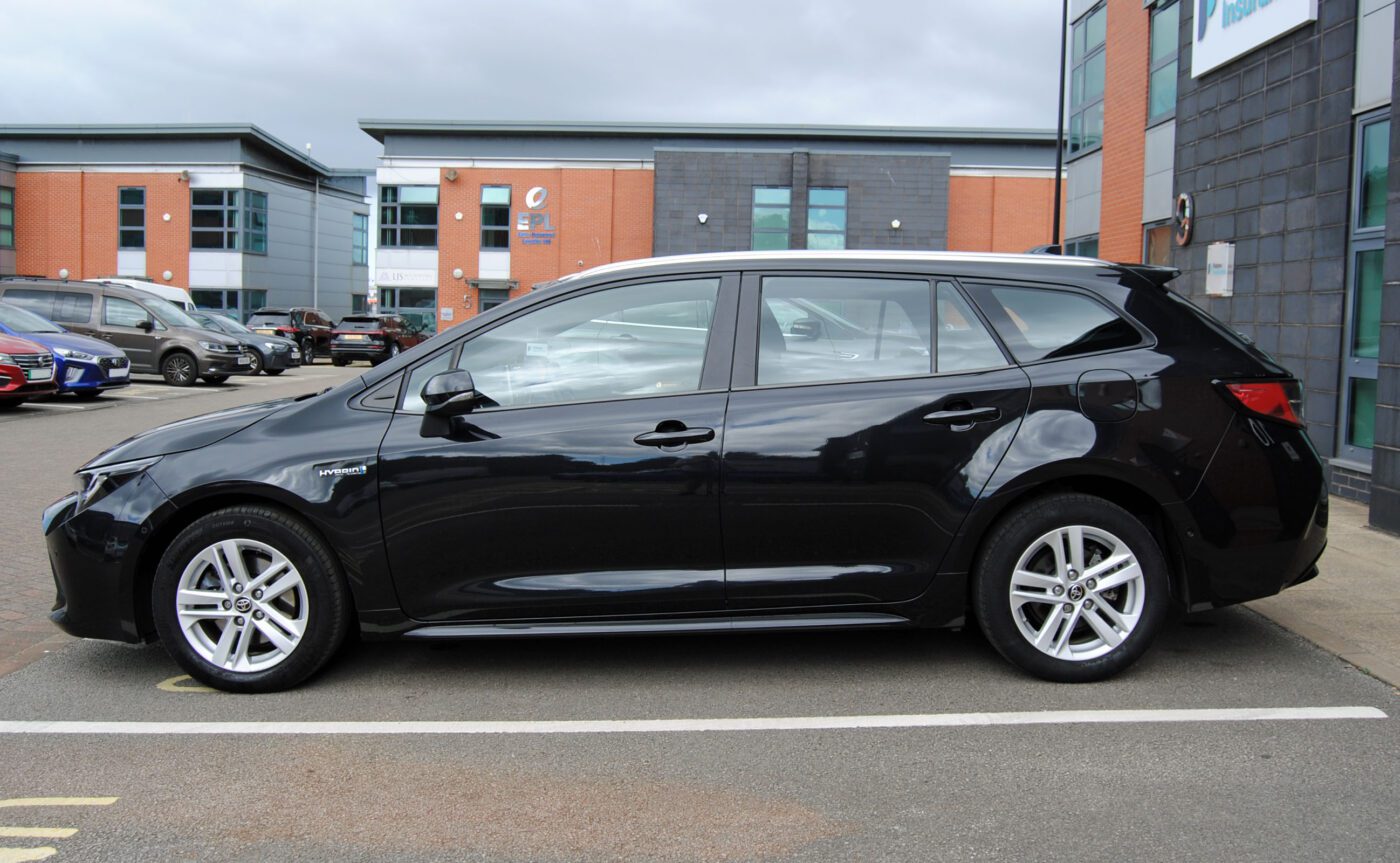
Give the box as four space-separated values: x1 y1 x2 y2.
402 612 912 639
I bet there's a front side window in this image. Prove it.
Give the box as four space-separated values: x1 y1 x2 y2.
191 189 240 250
758 276 932 385
1069 3 1107 155
969 284 1141 362
352 213 369 264
752 187 791 250
103 296 152 328
0 186 12 249
405 278 721 412
119 187 145 250
380 186 439 248
481 186 510 250
807 188 847 250
1148 1 1179 124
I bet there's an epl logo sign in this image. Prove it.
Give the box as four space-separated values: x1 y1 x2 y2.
516 186 556 244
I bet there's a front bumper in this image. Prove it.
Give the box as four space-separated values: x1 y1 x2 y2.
58 358 132 393
44 469 173 643
196 351 255 376
261 347 301 371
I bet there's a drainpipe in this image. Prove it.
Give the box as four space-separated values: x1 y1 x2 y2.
312 177 320 308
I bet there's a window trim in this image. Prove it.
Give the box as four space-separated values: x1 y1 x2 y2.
1338 111 1389 465
1147 0 1180 127
0 185 13 249
1142 221 1172 266
118 186 145 251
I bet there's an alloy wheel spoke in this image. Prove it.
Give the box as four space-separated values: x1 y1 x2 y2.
1048 531 1069 575
260 605 305 640
217 541 252 587
259 570 301 602
1065 526 1086 573
1052 605 1083 657
177 588 227 608
230 621 256 670
1089 596 1131 632
1092 561 1142 593
1080 605 1124 647
210 621 239 667
1011 569 1061 591
1033 605 1067 650
1011 589 1058 609
246 557 291 592
253 617 297 655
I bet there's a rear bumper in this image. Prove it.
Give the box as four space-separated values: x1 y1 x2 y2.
1170 417 1329 610
331 344 390 362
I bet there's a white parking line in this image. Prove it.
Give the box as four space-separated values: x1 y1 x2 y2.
0 707 1384 736
24 403 88 411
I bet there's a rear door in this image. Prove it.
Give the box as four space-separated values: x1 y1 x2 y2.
721 274 1031 609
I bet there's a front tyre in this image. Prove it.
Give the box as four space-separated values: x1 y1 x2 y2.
161 351 197 387
151 505 352 693
972 493 1168 683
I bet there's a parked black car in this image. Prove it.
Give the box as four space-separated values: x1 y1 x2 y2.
43 252 1327 692
330 314 427 366
245 308 333 364
191 312 301 376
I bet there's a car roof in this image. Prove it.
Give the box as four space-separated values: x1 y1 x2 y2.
0 276 160 301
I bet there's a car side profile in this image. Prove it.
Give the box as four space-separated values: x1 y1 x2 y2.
42 251 1327 692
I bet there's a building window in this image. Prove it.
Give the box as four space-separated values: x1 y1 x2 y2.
479 287 511 311
351 293 367 314
752 187 791 250
1148 1 1179 124
1064 235 1099 257
807 188 847 250
190 288 267 321
0 186 12 249
1143 222 1172 266
352 213 369 264
191 189 242 250
380 186 438 248
119 187 145 250
481 186 511 250
244 191 267 254
1069 3 1106 156
1339 111 1389 464
380 287 437 336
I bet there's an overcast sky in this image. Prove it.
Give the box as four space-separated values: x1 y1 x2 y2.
1 0 1064 168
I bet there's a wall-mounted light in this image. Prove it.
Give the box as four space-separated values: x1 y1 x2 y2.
444 169 459 182
890 219 902 230
163 213 172 222
454 212 464 221
697 213 709 225
58 268 70 280
162 270 174 281
452 267 464 279
179 170 190 182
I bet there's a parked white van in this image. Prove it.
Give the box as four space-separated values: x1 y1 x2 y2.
84 278 197 312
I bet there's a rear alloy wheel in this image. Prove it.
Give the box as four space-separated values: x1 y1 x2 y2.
152 506 351 692
301 338 315 365
161 351 197 387
973 493 1168 682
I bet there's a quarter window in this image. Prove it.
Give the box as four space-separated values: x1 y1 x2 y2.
752 187 791 250
970 285 1141 362
481 186 511 250
757 276 932 385
0 186 12 249
1148 1 1179 124
406 278 721 412
379 186 439 248
936 282 1006 372
1069 3 1107 155
806 188 848 250
352 213 369 264
119 187 145 250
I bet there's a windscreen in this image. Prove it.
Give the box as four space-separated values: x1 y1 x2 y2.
145 296 203 329
0 302 64 333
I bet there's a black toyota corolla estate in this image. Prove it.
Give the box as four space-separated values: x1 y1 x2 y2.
43 251 1327 692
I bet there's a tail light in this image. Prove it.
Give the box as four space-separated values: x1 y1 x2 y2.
1222 380 1304 427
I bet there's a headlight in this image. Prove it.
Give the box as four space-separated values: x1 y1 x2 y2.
74 456 163 513
199 341 232 352
263 342 280 350
54 346 97 361
0 353 12 364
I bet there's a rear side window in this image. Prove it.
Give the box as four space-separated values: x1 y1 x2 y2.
969 284 1142 362
2 289 55 319
936 282 1006 372
758 276 932 385
2 289 92 324
247 313 292 328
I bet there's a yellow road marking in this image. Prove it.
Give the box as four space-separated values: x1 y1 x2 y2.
0 829 75 839
156 674 215 693
0 848 57 862
0 799 116 809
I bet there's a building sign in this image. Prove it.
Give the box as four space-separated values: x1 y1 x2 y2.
375 268 437 287
516 185 557 245
1192 0 1318 78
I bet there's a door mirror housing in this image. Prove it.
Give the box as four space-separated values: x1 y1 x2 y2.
789 317 824 340
421 369 478 417
136 319 155 332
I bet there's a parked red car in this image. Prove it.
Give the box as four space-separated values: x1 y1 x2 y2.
330 314 427 366
0 333 59 408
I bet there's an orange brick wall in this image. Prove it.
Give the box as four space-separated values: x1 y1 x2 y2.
15 171 190 285
436 167 653 325
1099 0 1150 263
947 175 1062 253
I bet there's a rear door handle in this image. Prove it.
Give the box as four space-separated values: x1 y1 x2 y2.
634 425 716 447
922 406 1000 426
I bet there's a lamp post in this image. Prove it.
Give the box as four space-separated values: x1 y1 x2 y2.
1052 0 1069 250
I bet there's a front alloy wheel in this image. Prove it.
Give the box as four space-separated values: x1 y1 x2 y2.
161 352 197 387
973 493 1167 682
152 505 351 692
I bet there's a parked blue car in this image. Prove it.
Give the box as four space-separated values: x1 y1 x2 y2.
0 301 131 398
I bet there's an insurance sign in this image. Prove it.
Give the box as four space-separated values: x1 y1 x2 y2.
1191 0 1318 78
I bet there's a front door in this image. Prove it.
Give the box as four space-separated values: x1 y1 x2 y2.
377 274 738 622
721 275 1031 609
99 294 161 372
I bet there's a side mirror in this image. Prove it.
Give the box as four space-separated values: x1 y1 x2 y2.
422 369 478 417
136 319 155 332
789 317 824 340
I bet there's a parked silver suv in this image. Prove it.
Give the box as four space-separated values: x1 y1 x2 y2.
0 278 251 386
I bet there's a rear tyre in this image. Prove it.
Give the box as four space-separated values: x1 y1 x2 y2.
264 368 285 376
972 493 1168 683
301 338 315 365
160 351 197 387
151 505 352 693
332 357 349 367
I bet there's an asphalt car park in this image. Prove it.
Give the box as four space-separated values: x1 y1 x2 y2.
0 360 1397 862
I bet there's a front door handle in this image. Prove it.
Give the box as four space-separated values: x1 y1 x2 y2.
922 406 1000 426
634 424 716 447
